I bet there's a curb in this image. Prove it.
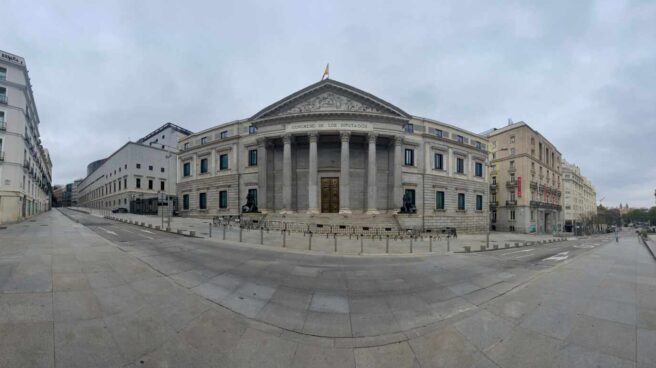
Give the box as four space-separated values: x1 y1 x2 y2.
103 215 201 238
639 235 656 260
460 238 565 253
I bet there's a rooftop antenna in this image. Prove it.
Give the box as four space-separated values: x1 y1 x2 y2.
507 118 513 126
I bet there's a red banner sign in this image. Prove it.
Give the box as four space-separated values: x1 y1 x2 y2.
517 176 522 197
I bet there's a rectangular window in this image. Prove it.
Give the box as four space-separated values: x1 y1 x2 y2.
435 129 443 138
404 149 414 166
0 111 4 124
456 157 464 174
161 167 165 173
199 193 207 209
182 194 189 210
183 142 189 150
219 154 229 170
456 135 464 143
148 165 153 171
200 158 208 174
436 191 445 210
124 178 127 188
219 190 228 208
136 178 141 188
476 195 483 211
201 136 208 144
220 131 228 139
0 67 6 81
118 181 121 191
404 124 414 133
249 126 257 134
248 149 258 166
248 188 257 207
160 181 165 191
404 189 415 208
183 162 191 177
475 162 483 177
510 210 516 220
136 163 141 169
0 87 6 103
434 153 443 170
475 141 482 149
148 179 153 190
458 193 465 210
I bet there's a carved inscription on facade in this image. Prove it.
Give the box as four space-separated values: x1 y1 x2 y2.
286 121 373 132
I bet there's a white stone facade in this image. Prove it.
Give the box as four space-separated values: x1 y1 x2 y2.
0 50 53 224
562 160 596 231
177 79 490 233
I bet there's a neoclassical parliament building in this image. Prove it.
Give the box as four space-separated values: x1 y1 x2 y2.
177 79 490 232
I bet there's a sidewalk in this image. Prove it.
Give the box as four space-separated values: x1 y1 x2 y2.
74 207 563 255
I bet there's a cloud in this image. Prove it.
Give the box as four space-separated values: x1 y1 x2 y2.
2 0 654 207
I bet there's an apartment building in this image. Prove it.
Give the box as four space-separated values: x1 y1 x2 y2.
486 121 563 233
0 50 52 223
77 124 190 213
562 160 597 232
177 79 490 232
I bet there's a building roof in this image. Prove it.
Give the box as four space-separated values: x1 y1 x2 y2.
138 122 193 143
485 121 561 155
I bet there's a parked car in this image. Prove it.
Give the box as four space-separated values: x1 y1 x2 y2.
112 208 128 213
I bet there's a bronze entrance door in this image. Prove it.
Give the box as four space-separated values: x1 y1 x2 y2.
320 177 340 213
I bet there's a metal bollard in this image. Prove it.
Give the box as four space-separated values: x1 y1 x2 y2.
309 232 312 250
360 237 364 254
386 235 390 253
334 234 337 252
239 227 243 242
260 227 264 245
447 236 450 252
283 230 286 248
209 223 212 238
429 236 433 252
222 225 226 240
410 237 413 253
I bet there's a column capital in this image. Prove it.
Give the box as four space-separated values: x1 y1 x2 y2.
308 132 319 143
367 132 378 143
393 135 404 146
340 131 351 142
282 133 294 145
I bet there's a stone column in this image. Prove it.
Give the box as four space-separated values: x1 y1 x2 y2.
366 133 378 214
282 134 293 213
392 136 403 211
307 132 319 214
467 153 473 179
257 138 268 213
339 131 351 214
447 147 453 176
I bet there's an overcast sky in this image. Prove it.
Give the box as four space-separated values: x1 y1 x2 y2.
2 0 655 207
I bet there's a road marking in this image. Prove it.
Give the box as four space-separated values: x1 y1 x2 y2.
102 228 118 236
574 244 595 249
543 251 569 261
502 249 534 256
140 229 154 234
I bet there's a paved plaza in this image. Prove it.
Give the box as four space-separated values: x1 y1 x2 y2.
0 209 655 367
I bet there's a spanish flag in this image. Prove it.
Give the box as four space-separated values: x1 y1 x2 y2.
321 63 329 80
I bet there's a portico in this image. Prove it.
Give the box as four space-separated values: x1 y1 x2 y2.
255 129 403 215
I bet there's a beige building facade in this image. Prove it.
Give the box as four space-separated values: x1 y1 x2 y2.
486 121 563 234
0 50 52 224
177 79 490 232
562 160 596 232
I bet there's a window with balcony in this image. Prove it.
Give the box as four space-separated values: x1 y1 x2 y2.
404 149 414 166
200 158 208 174
457 193 465 210
219 154 229 170
0 67 6 81
0 87 6 104
199 192 207 209
436 191 445 210
434 153 443 170
248 149 257 166
219 190 228 208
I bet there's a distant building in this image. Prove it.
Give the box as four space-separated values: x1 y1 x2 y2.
0 50 53 223
63 183 73 207
486 121 563 234
562 160 596 232
77 123 191 213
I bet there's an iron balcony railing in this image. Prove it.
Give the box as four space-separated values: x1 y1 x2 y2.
0 95 7 104
0 121 6 130
506 180 517 189
489 201 498 208
489 183 497 192
506 200 517 206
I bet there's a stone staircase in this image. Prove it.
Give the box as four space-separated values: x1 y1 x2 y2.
242 212 401 234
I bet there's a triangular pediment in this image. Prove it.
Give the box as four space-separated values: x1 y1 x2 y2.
251 79 410 121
